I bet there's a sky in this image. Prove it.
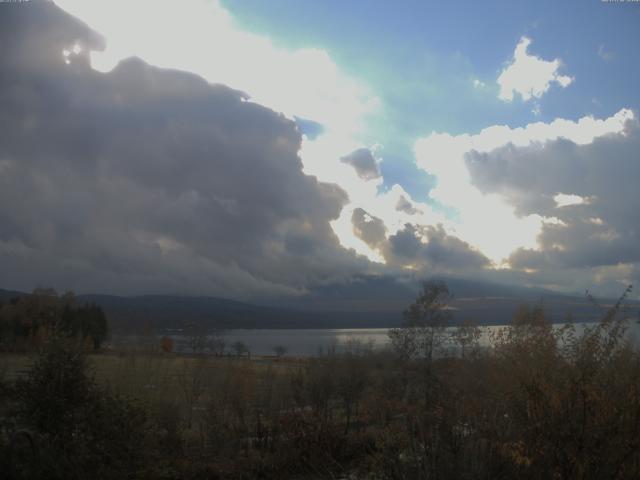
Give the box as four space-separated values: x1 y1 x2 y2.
1 0 640 302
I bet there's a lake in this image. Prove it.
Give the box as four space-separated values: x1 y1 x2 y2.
146 320 640 356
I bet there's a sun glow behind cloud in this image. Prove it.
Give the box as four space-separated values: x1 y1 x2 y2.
56 0 387 260
414 109 633 265
56 0 378 139
51 1 638 281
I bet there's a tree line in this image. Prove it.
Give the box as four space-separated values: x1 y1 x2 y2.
0 288 108 351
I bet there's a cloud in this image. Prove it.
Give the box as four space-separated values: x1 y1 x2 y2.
54 0 386 264
340 148 381 180
388 224 490 271
5 2 637 301
294 116 324 140
554 193 588 208
414 109 632 263
497 36 574 102
0 3 372 298
55 0 379 140
349 208 489 274
462 117 640 273
395 195 422 215
597 44 614 62
351 208 387 250
472 78 486 89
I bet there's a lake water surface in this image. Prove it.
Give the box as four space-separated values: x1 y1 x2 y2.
157 321 640 356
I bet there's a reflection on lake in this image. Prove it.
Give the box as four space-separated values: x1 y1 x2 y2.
174 328 391 356
151 321 640 357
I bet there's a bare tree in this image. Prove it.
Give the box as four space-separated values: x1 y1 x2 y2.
206 329 227 356
232 340 250 358
388 279 453 362
272 345 287 358
452 319 482 359
184 323 208 355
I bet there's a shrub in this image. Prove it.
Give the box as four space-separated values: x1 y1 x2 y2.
11 337 164 479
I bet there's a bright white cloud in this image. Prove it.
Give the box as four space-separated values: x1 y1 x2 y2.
300 132 447 263
53 0 634 284
308 108 633 266
497 36 574 102
56 0 378 138
414 109 633 264
554 193 587 208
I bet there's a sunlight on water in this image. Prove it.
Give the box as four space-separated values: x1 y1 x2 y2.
111 320 640 357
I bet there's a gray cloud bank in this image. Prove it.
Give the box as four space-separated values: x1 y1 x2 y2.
0 2 373 299
2 2 637 302
351 208 490 275
465 121 640 290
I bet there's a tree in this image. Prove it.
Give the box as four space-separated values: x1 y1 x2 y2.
388 280 453 362
205 329 227 356
233 341 249 358
184 323 208 355
184 326 227 356
79 303 108 350
452 319 482 359
14 335 155 478
492 300 557 366
0 290 108 351
273 345 287 358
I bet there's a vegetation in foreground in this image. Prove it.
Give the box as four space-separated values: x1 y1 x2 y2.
1 282 639 479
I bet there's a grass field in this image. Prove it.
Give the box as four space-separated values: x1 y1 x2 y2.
1 349 304 425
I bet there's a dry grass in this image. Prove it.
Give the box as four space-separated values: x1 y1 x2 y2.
0 353 35 383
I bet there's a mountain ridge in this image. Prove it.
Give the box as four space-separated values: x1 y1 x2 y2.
2 278 634 332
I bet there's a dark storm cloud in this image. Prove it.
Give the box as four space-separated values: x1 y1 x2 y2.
0 2 371 298
340 148 381 180
464 119 640 271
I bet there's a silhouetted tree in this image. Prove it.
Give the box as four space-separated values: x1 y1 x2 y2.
452 319 482 359
0 290 108 351
233 340 249 358
273 345 287 358
388 280 453 362
13 336 156 479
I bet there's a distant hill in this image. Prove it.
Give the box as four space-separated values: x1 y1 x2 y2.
77 293 403 332
2 280 635 332
0 288 26 301
268 275 574 312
